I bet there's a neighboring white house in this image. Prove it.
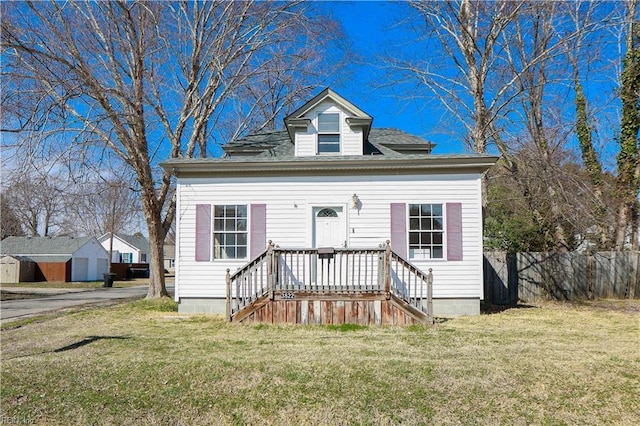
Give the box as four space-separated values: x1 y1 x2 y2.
0 236 109 282
98 233 150 264
162 89 498 317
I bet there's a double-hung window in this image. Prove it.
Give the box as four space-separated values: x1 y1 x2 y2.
213 205 247 259
409 204 444 259
317 113 340 154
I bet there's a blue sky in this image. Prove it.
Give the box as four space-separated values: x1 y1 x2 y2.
314 1 470 154
308 1 627 164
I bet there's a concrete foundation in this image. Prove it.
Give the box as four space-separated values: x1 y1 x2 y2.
431 298 480 317
178 298 227 315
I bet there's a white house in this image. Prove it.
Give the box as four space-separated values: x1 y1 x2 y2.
0 236 109 282
162 89 498 321
98 233 150 264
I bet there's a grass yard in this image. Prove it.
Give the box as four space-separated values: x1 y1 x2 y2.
1 299 639 425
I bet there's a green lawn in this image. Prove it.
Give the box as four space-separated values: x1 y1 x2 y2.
1 299 639 425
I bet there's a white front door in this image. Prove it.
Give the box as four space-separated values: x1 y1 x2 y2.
313 207 346 248
312 207 346 287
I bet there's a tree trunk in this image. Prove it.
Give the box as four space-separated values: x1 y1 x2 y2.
615 201 632 250
146 216 169 298
574 79 608 247
614 18 640 250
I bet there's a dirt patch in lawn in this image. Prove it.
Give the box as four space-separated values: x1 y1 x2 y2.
0 291 45 301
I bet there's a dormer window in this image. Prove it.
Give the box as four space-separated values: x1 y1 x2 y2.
317 112 340 154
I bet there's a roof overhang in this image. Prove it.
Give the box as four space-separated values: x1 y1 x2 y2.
345 117 373 140
161 155 499 178
284 118 311 141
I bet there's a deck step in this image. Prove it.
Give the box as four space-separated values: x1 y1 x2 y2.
230 291 432 325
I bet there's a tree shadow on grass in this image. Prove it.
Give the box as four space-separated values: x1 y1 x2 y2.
5 335 132 360
53 336 131 353
481 302 538 315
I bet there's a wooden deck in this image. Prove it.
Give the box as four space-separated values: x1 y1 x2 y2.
226 242 434 325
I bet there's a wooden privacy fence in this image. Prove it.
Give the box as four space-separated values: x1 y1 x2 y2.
484 251 640 304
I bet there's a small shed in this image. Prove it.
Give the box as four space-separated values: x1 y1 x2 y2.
0 255 35 283
0 236 109 282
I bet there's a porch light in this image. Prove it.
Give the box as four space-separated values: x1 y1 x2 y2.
352 193 360 209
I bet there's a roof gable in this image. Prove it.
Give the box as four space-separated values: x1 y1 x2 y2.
283 88 373 142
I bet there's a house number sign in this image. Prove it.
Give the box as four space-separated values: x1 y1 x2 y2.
281 293 295 300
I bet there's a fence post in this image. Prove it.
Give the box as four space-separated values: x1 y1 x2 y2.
427 268 434 324
384 240 391 297
225 268 231 322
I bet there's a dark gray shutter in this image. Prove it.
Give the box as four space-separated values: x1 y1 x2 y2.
446 203 463 261
390 203 407 259
250 204 267 259
195 204 211 262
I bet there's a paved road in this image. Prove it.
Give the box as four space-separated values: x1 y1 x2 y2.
0 285 174 323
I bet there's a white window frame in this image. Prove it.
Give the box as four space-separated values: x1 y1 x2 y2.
317 112 341 155
213 204 248 260
408 203 444 260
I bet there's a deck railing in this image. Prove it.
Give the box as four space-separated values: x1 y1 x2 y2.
227 241 433 322
276 247 384 292
387 250 434 323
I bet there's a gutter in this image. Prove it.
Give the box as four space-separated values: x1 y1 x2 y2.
161 155 500 177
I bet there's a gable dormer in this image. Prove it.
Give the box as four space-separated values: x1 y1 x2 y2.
284 88 372 157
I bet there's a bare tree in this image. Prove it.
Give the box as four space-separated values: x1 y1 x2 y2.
60 177 142 238
386 0 637 251
1 1 344 297
0 194 24 239
389 0 524 155
1 165 67 237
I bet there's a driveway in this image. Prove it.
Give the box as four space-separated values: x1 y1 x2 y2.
0 285 175 323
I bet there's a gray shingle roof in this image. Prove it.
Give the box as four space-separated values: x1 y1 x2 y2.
220 128 436 161
0 236 94 256
118 234 150 253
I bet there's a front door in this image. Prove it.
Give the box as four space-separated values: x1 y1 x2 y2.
313 207 346 248
312 207 346 287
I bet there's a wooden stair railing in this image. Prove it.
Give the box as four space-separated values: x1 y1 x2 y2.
226 241 434 324
226 241 276 320
383 241 434 324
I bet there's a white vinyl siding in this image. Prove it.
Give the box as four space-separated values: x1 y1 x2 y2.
175 173 484 301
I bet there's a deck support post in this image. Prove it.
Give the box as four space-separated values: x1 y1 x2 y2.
266 240 275 295
225 268 231 321
384 240 391 299
427 268 434 324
